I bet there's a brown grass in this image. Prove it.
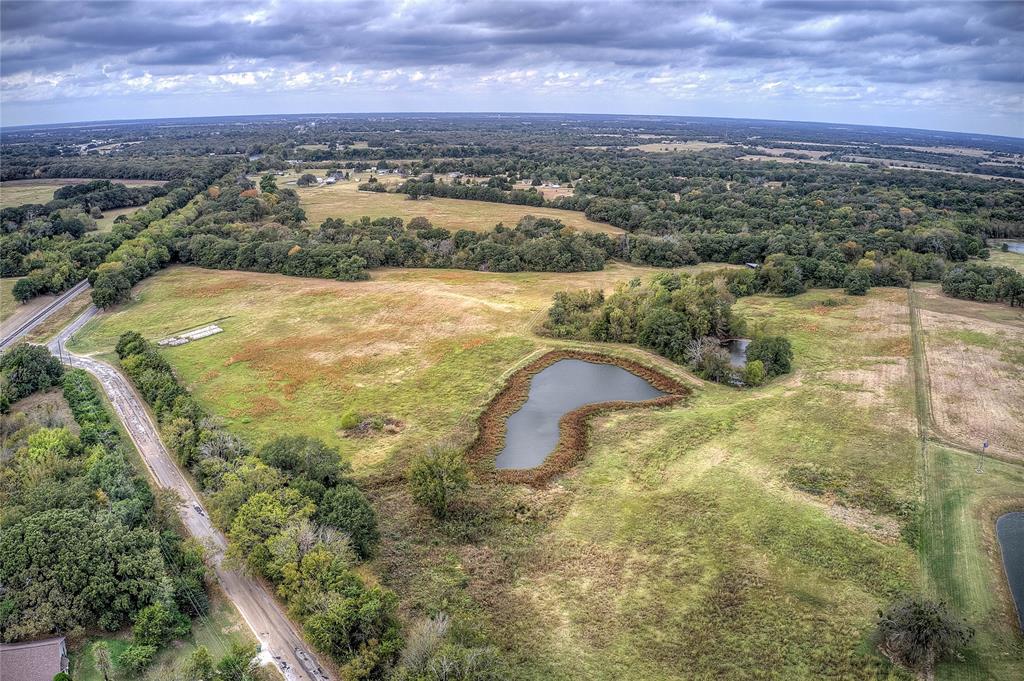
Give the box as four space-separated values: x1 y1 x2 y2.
297 180 620 234
467 350 690 486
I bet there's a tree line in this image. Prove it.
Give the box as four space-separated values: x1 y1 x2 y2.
3 160 234 304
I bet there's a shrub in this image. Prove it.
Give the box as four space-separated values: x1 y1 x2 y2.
746 336 793 377
408 445 469 519
741 359 767 386
118 644 157 674
874 598 973 672
843 268 871 296
339 409 361 430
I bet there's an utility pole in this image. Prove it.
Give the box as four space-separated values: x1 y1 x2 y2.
977 439 988 473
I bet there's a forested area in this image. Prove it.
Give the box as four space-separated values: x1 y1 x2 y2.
2 159 233 303
941 262 1024 306
4 115 1022 310
542 271 792 385
0 347 209 674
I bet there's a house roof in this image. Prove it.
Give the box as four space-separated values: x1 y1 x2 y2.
0 637 68 681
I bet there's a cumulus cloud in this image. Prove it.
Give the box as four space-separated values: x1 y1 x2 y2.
0 0 1021 135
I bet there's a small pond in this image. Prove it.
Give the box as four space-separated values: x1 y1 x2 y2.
495 359 665 469
997 511 1024 631
992 239 1024 254
725 339 750 368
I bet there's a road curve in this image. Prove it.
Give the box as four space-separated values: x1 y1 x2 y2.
49 307 332 681
0 279 90 351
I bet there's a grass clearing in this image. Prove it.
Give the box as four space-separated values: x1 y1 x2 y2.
297 179 622 234
62 267 1016 678
990 249 1024 275
0 178 163 209
920 445 1024 681
627 141 731 153
914 285 1024 460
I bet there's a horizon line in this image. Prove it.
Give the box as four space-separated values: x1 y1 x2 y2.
2 109 1021 142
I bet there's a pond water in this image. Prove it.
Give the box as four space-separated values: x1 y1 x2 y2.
725 339 750 368
992 239 1024 254
495 359 666 469
997 512 1024 631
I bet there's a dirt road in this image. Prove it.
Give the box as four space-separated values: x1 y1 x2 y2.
49 306 332 681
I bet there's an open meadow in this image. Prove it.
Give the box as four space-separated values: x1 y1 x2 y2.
0 177 164 209
65 264 1024 679
296 178 621 234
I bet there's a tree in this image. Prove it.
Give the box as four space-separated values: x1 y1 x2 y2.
746 336 793 377
316 484 379 559
133 601 190 647
875 598 973 673
843 268 871 296
741 359 767 386
92 641 113 681
297 173 318 187
257 435 348 487
118 644 157 674
182 645 214 681
0 343 64 408
215 643 266 681
407 445 469 519
259 174 278 194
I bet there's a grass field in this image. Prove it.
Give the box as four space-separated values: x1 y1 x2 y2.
1 277 19 322
0 178 163 209
296 177 621 234
67 268 1023 679
913 284 1024 460
990 248 1024 274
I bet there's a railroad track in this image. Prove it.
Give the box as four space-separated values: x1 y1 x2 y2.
0 279 90 351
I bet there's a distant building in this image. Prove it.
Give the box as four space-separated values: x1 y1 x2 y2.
0 637 69 681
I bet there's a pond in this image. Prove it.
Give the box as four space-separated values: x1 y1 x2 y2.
495 359 666 469
992 239 1024 254
997 511 1024 631
725 339 750 368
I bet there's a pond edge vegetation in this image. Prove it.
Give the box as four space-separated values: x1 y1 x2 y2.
467 349 690 486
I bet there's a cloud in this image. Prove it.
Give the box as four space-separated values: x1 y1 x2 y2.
0 0 1021 135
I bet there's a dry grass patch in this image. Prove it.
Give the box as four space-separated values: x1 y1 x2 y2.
297 180 620 234
627 141 731 152
920 307 1024 459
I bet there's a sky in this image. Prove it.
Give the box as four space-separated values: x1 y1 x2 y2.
1 0 1021 136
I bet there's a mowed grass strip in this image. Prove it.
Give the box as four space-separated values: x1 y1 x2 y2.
296 179 622 235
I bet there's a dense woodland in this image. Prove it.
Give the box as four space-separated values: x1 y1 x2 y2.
4 115 1021 313
0 346 211 672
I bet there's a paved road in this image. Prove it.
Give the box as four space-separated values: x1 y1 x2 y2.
49 307 332 681
0 279 90 351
